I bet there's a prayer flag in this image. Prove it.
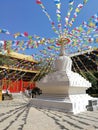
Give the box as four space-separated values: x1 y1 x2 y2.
24 32 28 37
54 0 60 4
36 0 42 4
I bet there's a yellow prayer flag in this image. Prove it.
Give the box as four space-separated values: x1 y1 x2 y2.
89 22 95 27
96 38 98 43
76 8 80 13
56 3 61 9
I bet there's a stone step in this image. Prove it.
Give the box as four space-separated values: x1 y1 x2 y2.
31 98 73 113
12 93 23 99
36 94 69 101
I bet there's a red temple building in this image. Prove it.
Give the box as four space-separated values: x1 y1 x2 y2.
0 51 40 93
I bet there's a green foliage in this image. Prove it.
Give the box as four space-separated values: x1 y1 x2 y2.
83 71 98 97
84 71 98 88
0 57 14 66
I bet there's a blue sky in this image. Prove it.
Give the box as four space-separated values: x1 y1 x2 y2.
0 0 98 56
0 0 98 38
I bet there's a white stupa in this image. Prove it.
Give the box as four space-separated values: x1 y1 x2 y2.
32 38 93 114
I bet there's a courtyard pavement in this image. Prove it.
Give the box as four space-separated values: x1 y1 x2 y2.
0 93 98 130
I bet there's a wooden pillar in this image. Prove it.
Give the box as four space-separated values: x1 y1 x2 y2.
0 80 2 101
20 79 23 92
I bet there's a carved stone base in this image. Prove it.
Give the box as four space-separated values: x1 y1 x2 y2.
86 99 98 111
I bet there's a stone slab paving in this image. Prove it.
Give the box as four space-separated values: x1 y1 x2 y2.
0 94 98 130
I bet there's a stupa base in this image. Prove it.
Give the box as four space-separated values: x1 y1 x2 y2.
31 93 93 114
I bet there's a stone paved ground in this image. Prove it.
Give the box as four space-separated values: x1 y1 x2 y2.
0 93 98 130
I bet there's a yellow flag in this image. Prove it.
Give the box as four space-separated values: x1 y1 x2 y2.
76 8 80 13
96 38 98 43
56 3 61 9
89 22 95 27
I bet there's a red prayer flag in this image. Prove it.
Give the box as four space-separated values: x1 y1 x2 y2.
36 0 42 4
16 41 19 45
24 32 28 37
4 41 6 50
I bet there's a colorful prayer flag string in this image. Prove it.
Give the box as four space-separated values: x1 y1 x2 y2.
36 0 59 35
